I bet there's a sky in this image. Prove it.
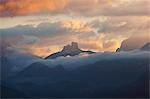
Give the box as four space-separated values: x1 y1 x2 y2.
0 0 150 57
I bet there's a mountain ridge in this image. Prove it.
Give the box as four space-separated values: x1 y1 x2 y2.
140 42 150 51
116 42 150 52
45 42 95 59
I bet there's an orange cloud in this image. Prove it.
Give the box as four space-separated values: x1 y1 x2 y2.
1 0 149 17
0 0 67 16
62 19 92 32
70 33 122 53
31 46 61 57
30 47 50 58
103 40 120 51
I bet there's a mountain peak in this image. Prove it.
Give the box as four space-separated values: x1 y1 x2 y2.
116 42 150 52
140 42 150 51
45 42 95 59
62 42 81 52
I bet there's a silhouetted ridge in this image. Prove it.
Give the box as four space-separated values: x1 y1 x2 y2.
14 62 66 78
116 42 150 52
45 42 95 59
62 42 81 52
140 42 150 51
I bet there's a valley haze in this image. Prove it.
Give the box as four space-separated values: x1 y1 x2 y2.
0 42 149 98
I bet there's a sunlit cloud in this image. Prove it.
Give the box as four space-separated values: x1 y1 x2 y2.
1 0 149 57
62 19 92 33
0 0 67 16
1 14 149 57
0 0 149 17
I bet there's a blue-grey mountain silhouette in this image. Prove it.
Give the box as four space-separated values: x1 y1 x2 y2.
2 52 149 98
1 42 149 98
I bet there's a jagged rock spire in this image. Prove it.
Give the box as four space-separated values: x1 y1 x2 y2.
45 42 95 59
62 42 81 52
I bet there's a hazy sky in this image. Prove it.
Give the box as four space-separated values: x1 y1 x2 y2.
0 0 150 57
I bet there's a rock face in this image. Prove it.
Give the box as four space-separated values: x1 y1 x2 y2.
118 35 150 51
45 42 94 59
62 42 82 53
140 42 150 51
116 42 150 52
116 48 121 52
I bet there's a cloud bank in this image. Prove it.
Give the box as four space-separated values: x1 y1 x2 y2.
2 45 149 72
1 15 149 57
0 0 67 16
0 0 149 17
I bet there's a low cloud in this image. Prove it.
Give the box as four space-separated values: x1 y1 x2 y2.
3 45 149 72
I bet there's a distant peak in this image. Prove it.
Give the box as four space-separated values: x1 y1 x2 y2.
45 42 95 59
71 42 78 48
140 42 150 51
62 42 81 52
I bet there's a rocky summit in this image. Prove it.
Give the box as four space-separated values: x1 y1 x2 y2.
45 42 94 59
